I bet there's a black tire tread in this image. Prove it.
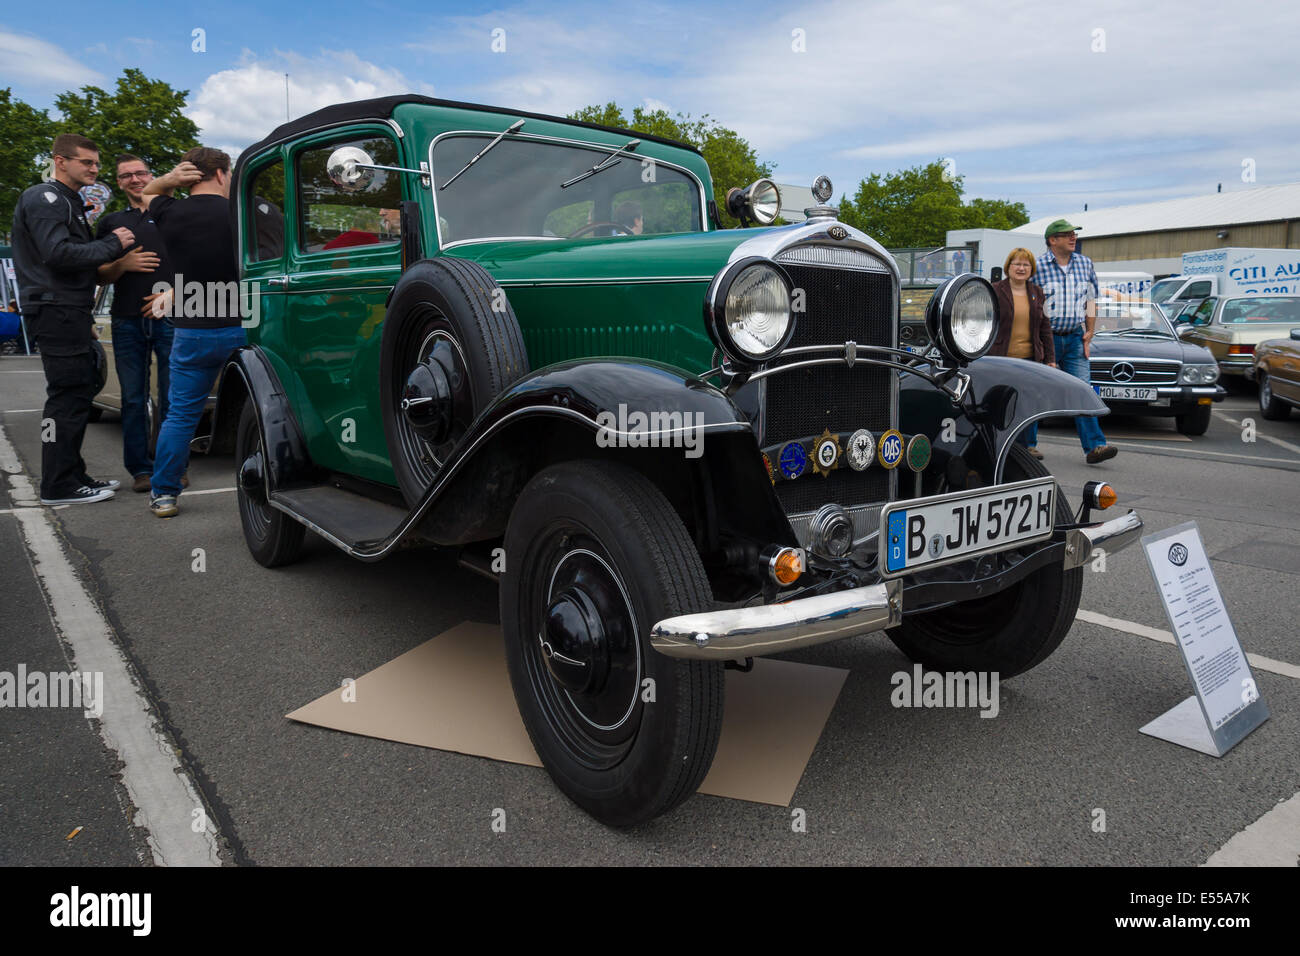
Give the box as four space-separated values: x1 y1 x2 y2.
505 460 723 825
1175 404 1213 436
237 402 306 568
889 443 1082 678
1258 373 1291 421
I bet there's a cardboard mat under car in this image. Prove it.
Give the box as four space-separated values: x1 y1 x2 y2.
287 621 848 807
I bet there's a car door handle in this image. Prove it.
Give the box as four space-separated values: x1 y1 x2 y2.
266 277 288 287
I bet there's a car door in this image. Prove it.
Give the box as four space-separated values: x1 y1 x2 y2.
1182 297 1219 356
240 148 299 413
283 126 406 483
1274 336 1300 402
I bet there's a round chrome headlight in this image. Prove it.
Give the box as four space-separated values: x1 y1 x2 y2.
706 258 795 366
1183 365 1203 384
925 274 998 364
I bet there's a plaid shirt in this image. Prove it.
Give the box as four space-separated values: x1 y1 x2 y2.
1032 250 1099 334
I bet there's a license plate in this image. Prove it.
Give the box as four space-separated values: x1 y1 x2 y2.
880 477 1057 577
1097 385 1157 401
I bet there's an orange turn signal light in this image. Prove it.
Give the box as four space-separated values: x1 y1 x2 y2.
770 547 805 586
1228 345 1254 355
1096 483 1117 509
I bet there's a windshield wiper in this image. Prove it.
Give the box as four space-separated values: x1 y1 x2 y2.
439 119 525 191
1102 327 1169 337
561 139 641 189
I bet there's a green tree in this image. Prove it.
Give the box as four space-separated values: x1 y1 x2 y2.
54 68 200 214
0 89 56 238
838 159 1029 247
963 196 1030 232
569 102 772 228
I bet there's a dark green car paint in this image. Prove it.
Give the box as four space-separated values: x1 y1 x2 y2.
238 106 768 486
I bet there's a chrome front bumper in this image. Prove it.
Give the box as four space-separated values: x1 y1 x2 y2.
651 509 1144 661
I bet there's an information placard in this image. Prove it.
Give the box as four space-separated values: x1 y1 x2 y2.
1139 521 1268 755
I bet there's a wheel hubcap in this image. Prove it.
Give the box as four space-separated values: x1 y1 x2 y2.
542 587 609 693
239 449 264 494
528 546 642 747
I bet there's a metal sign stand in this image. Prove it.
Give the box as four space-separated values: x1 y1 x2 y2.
1138 521 1268 757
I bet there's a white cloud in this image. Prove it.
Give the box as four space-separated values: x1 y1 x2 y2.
187 50 435 147
0 29 103 89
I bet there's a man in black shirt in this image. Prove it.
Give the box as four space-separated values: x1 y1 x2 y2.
141 146 245 518
95 153 170 493
10 133 136 505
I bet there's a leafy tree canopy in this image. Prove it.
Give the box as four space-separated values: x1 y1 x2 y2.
838 159 1029 247
569 103 772 228
54 68 201 215
0 89 57 237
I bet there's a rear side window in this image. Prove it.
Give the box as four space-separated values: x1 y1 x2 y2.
1183 280 1212 299
296 136 401 254
247 160 285 263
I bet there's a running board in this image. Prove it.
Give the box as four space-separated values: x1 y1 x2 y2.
270 485 413 557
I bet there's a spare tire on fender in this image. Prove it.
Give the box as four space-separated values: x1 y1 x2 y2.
379 258 530 506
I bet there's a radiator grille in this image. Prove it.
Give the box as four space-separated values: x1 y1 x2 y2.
764 246 897 517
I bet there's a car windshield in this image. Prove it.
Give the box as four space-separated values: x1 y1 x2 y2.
1094 305 1175 338
1219 297 1300 324
431 134 703 244
1150 278 1182 304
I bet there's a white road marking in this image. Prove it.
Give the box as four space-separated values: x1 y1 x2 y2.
0 505 67 515
1 422 222 866
1204 791 1300 867
1 408 42 413
1039 436 1299 465
0 369 46 373
183 486 236 496
1213 411 1300 455
1077 609 1300 679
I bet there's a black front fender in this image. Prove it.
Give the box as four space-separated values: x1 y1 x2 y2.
411 358 795 549
901 356 1108 484
208 345 320 492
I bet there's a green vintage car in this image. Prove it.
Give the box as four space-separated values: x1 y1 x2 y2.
212 95 1144 825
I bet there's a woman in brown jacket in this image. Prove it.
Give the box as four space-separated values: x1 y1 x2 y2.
991 247 1056 458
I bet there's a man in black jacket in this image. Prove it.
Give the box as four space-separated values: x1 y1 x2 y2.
10 133 136 504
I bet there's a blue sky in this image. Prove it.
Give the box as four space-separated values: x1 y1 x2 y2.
4 0 1298 222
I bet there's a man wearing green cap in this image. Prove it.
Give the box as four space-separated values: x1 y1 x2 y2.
1032 219 1117 464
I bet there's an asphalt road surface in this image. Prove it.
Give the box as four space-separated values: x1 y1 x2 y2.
3 354 1298 866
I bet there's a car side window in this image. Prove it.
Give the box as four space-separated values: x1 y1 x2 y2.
609 182 697 235
296 135 401 254
248 160 285 263
1193 298 1216 323
1185 281 1212 298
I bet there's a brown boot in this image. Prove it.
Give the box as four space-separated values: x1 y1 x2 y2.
1086 445 1118 464
133 473 152 493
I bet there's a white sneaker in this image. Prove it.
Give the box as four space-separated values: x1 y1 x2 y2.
40 485 116 505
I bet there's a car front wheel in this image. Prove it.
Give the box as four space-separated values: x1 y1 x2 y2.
1258 373 1291 420
887 444 1083 679
501 460 724 826
1175 403 1213 436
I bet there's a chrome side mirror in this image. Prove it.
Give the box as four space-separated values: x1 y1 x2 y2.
327 146 376 193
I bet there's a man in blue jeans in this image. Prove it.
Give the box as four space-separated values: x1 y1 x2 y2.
96 154 176 492
1033 219 1118 465
141 147 245 517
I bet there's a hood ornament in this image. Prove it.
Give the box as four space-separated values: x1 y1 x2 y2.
804 174 839 221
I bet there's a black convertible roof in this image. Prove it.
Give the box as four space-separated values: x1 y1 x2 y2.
237 94 701 161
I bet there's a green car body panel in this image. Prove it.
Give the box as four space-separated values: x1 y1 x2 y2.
237 107 765 486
